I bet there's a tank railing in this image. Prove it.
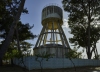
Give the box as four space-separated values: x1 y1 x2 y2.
43 3 62 10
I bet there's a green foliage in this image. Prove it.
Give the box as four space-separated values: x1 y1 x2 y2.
0 0 37 60
14 51 24 59
3 49 21 60
16 23 37 41
35 52 54 61
65 47 83 59
1 39 33 60
62 0 100 59
0 0 36 40
20 41 33 56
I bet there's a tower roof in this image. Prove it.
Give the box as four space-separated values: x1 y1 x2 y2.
41 5 63 24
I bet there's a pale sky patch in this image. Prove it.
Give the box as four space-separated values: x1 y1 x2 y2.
62 19 69 28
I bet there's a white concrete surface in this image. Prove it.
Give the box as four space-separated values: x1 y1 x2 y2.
13 56 100 70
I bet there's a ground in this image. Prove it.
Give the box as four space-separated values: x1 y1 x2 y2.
0 65 100 72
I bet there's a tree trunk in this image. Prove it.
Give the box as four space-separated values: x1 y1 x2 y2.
16 25 20 51
86 47 92 59
94 43 98 58
87 0 91 59
0 58 3 66
87 50 92 59
0 0 26 60
11 58 14 66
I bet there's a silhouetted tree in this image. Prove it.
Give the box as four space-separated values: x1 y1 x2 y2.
62 0 100 59
0 0 26 65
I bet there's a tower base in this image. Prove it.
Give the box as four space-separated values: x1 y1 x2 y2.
33 44 68 58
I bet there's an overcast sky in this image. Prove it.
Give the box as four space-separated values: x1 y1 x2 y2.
20 0 100 59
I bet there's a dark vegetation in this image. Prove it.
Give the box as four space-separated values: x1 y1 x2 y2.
0 0 36 66
62 0 100 59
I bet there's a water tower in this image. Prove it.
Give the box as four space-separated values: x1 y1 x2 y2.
33 4 70 58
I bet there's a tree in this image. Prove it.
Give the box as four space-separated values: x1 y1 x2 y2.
0 0 28 36
0 0 37 66
62 0 100 59
0 0 26 65
65 47 83 59
3 46 18 65
20 41 33 56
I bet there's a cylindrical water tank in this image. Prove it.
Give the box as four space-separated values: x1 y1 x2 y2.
41 5 63 27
